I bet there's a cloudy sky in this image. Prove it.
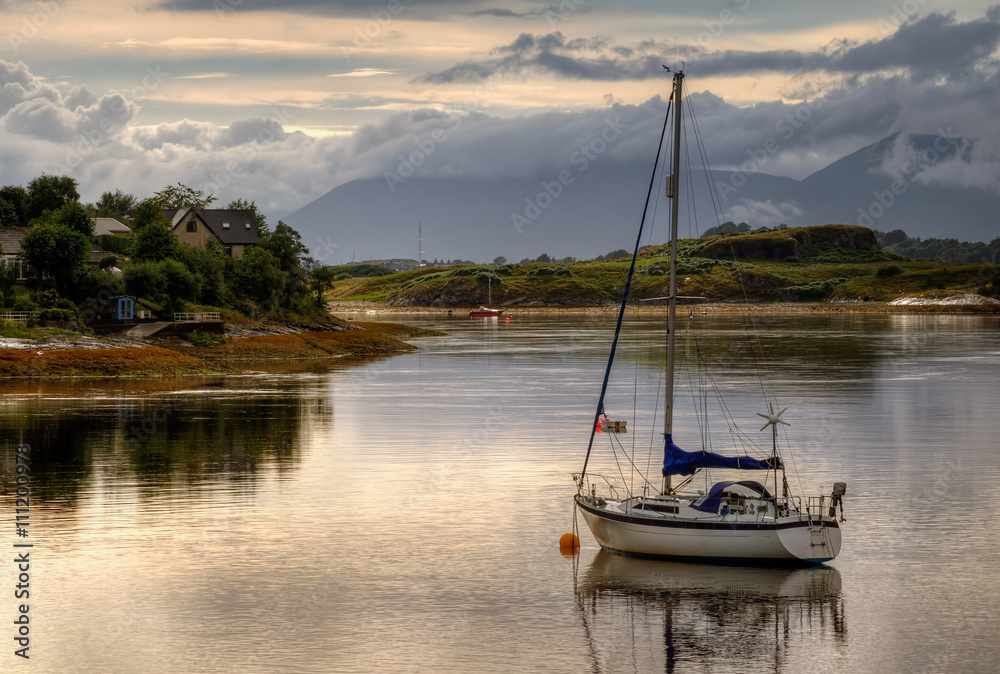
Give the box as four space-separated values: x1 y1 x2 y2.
2 0 998 222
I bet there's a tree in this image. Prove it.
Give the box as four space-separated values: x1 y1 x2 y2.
160 258 200 304
151 183 216 209
176 241 231 306
0 259 16 305
71 265 121 305
737 222 751 233
234 246 284 306
93 190 137 220
492 256 507 265
0 185 29 227
882 229 908 247
132 198 171 231
309 265 338 307
0 198 17 229
131 222 179 262
260 220 309 274
122 261 167 298
53 201 95 237
17 223 90 294
536 253 551 263
25 174 80 222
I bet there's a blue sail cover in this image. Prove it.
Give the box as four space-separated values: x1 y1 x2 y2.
662 434 783 476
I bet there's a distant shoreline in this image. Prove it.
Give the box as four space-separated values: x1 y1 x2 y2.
330 301 1000 316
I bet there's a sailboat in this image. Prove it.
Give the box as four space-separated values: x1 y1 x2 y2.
573 68 845 564
469 267 504 317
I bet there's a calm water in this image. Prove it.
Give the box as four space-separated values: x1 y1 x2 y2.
2 312 999 673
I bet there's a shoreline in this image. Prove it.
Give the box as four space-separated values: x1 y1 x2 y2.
331 301 1000 316
0 322 441 379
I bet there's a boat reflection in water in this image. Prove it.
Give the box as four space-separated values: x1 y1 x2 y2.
576 551 846 673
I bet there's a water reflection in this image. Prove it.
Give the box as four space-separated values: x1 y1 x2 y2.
577 551 845 673
0 377 330 504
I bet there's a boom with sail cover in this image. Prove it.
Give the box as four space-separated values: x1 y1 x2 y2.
662 434 783 476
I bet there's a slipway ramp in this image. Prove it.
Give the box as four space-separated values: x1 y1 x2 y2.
125 322 173 338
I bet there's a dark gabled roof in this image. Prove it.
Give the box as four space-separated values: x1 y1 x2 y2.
0 227 30 256
167 207 259 245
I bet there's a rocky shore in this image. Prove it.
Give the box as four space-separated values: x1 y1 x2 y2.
0 320 443 378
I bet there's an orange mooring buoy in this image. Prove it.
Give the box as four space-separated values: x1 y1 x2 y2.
559 532 580 555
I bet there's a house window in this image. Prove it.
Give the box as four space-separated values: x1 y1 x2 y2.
224 245 232 257
222 222 230 229
245 222 251 229
187 220 197 232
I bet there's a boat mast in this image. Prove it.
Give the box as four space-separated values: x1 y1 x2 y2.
663 70 683 494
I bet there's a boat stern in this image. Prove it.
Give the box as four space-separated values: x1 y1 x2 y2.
777 519 842 563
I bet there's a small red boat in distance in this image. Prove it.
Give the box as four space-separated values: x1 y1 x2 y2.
470 306 504 317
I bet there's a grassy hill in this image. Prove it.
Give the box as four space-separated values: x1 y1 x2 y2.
327 226 999 306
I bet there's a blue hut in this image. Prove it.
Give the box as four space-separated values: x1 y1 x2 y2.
108 296 135 321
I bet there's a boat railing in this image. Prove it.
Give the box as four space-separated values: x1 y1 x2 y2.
576 473 620 501
804 495 831 522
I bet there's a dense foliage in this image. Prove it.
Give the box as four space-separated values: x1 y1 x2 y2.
1 174 337 323
875 229 1000 264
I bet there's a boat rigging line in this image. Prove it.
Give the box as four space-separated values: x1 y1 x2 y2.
578 74 675 489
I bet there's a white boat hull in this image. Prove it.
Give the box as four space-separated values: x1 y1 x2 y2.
577 496 841 564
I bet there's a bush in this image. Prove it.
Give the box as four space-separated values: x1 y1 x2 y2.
643 263 665 276
774 278 847 301
875 264 904 278
99 255 118 270
36 308 75 321
328 264 393 278
450 266 486 277
35 290 57 308
11 296 37 312
675 257 716 274
476 271 501 285
55 298 76 311
187 330 224 347
525 266 573 277
100 234 132 255
784 256 800 263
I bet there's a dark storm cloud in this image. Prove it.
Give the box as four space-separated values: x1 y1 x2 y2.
418 8 1000 83
469 3 595 19
416 32 668 83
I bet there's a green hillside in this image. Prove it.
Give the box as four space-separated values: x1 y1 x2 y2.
328 226 1000 306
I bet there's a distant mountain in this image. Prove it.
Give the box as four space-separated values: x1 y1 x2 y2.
285 132 999 262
